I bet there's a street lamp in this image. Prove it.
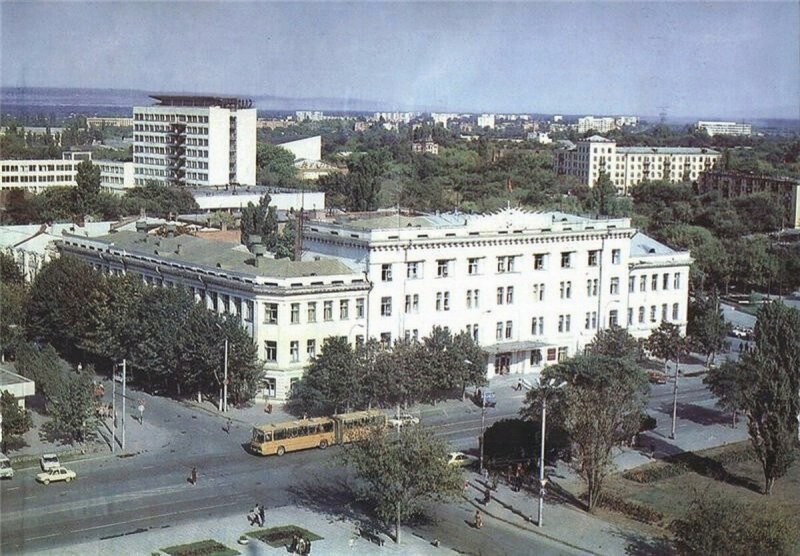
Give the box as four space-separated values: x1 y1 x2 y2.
537 378 566 528
214 322 229 413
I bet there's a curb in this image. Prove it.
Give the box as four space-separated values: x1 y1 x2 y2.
465 484 601 556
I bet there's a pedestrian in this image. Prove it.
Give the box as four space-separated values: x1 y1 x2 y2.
224 418 232 434
258 503 266 527
483 487 491 505
738 342 744 353
474 510 482 529
515 378 522 391
190 466 197 485
506 465 512 485
248 505 259 525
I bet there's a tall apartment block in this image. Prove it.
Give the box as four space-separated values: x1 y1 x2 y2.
132 95 256 187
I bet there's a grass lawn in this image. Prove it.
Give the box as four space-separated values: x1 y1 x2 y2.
607 442 800 530
246 525 323 548
161 539 239 556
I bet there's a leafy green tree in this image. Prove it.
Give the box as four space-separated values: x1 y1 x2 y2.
660 224 731 291
522 355 648 511
1 390 32 452
288 336 359 416
240 193 285 255
671 491 799 555
687 290 731 366
14 342 67 403
340 425 463 543
256 143 298 185
731 236 780 294
586 171 617 216
418 326 486 402
75 160 101 214
704 359 746 427
646 322 687 374
47 364 97 442
586 325 639 360
123 182 199 217
0 252 27 360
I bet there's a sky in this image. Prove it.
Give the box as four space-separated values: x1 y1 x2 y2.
1 1 798 119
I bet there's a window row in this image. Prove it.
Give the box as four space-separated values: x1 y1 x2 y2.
266 298 367 324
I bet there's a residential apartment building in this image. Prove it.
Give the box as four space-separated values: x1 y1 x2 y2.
699 171 800 229
555 135 720 193
412 137 440 155
133 95 256 188
477 114 496 129
696 121 752 137
577 116 617 134
295 111 324 122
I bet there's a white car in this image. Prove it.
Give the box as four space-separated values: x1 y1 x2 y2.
36 466 76 485
40 454 60 472
388 413 420 428
447 451 479 467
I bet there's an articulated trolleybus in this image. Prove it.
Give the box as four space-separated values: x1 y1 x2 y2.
250 410 386 456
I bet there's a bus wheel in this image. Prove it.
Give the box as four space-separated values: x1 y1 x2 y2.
276 446 285 456
319 439 328 450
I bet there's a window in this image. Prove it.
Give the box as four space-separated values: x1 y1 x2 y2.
436 292 450 311
497 256 516 273
306 339 316 359
356 298 365 319
651 275 658 291
340 300 349 320
650 305 657 322
437 259 451 277
505 321 513 339
640 275 647 292
290 341 299 363
290 303 300 324
381 297 392 316
381 264 393 282
534 254 546 270
506 286 514 304
380 333 392 347
672 303 679 320
663 273 669 290
627 308 633 325
355 334 365 347
532 317 544 335
610 277 619 295
673 273 681 289
264 303 278 324
264 341 277 362
468 258 480 275
588 250 599 266
586 279 598 297
405 294 419 313
638 306 645 323
585 311 597 330
609 310 619 327
324 300 333 321
496 322 503 340
628 276 635 293
244 300 253 322
530 349 543 366
496 287 504 305
307 302 317 323
406 261 420 279
612 249 621 264
560 252 572 268
467 323 479 342
533 283 545 301
547 348 557 362
662 303 668 322
558 347 569 362
558 315 571 333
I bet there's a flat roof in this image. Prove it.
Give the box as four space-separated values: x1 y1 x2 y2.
0 364 34 387
149 95 253 109
618 146 719 155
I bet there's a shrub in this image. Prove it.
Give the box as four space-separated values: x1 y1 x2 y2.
599 492 663 525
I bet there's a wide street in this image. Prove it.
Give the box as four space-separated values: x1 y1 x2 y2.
1 362 736 555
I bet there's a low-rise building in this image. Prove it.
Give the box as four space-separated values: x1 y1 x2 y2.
699 171 800 228
86 116 134 128
696 121 752 137
295 111 324 122
577 116 617 134
0 363 35 409
412 137 440 155
97 160 135 193
189 186 325 213
0 158 82 194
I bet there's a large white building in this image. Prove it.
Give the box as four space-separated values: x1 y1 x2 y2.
555 136 721 193
58 209 691 401
133 95 256 188
97 160 135 193
477 114 496 129
696 121 752 137
577 116 617 134
0 158 81 193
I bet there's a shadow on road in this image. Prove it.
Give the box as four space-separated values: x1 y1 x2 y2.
610 528 674 555
655 402 729 427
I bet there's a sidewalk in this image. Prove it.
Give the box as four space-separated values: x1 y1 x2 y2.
32 505 455 555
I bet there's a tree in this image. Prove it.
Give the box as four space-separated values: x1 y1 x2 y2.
288 336 360 416
737 302 800 494
671 491 799 555
586 325 639 360
340 425 463 543
586 171 617 216
522 355 648 511
47 365 97 442
240 194 280 253
75 160 101 214
687 290 731 366
14 342 67 404
704 359 746 427
123 182 199 218
1 390 32 452
0 253 27 361
256 143 298 185
646 322 687 374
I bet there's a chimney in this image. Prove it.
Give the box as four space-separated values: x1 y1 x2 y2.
136 221 147 234
251 243 266 267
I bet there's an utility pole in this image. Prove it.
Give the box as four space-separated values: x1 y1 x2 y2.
112 370 116 453
670 354 680 440
223 338 229 413
122 359 126 450
479 397 486 473
538 395 547 527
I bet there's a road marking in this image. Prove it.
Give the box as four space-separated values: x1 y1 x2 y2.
7 486 20 491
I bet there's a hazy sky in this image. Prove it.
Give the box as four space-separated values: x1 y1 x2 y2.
2 1 798 118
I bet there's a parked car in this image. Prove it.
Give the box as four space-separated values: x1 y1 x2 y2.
36 466 76 485
647 370 668 384
447 451 479 467
473 389 496 408
388 413 420 428
40 453 60 472
0 453 13 479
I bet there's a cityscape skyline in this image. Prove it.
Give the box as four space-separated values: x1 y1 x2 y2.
1 1 798 120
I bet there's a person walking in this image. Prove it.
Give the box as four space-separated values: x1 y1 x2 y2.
515 378 523 391
258 503 266 527
190 467 197 486
224 418 232 434
474 510 482 529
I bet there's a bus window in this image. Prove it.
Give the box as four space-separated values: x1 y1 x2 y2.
274 429 286 441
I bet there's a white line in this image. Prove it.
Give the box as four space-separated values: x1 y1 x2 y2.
7 486 20 491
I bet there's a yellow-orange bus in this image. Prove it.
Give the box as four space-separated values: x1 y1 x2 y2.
250 410 386 456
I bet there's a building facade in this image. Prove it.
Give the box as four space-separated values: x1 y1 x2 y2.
577 116 617 134
98 160 136 193
696 121 752 137
1 158 81 193
86 117 134 128
412 138 440 155
133 95 256 188
555 136 720 192
477 114 496 129
699 171 800 229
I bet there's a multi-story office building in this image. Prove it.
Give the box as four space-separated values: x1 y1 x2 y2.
699 171 800 229
696 121 752 137
86 117 134 128
59 209 691 400
133 95 256 188
577 116 617 134
555 135 720 193
1 157 82 194
295 111 324 122
97 160 135 193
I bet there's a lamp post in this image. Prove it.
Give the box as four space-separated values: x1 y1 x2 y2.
214 322 229 413
479 395 486 473
538 378 566 528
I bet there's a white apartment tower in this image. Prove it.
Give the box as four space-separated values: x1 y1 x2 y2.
133 95 256 187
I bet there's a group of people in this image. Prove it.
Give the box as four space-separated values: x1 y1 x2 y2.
289 533 311 554
248 503 266 527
